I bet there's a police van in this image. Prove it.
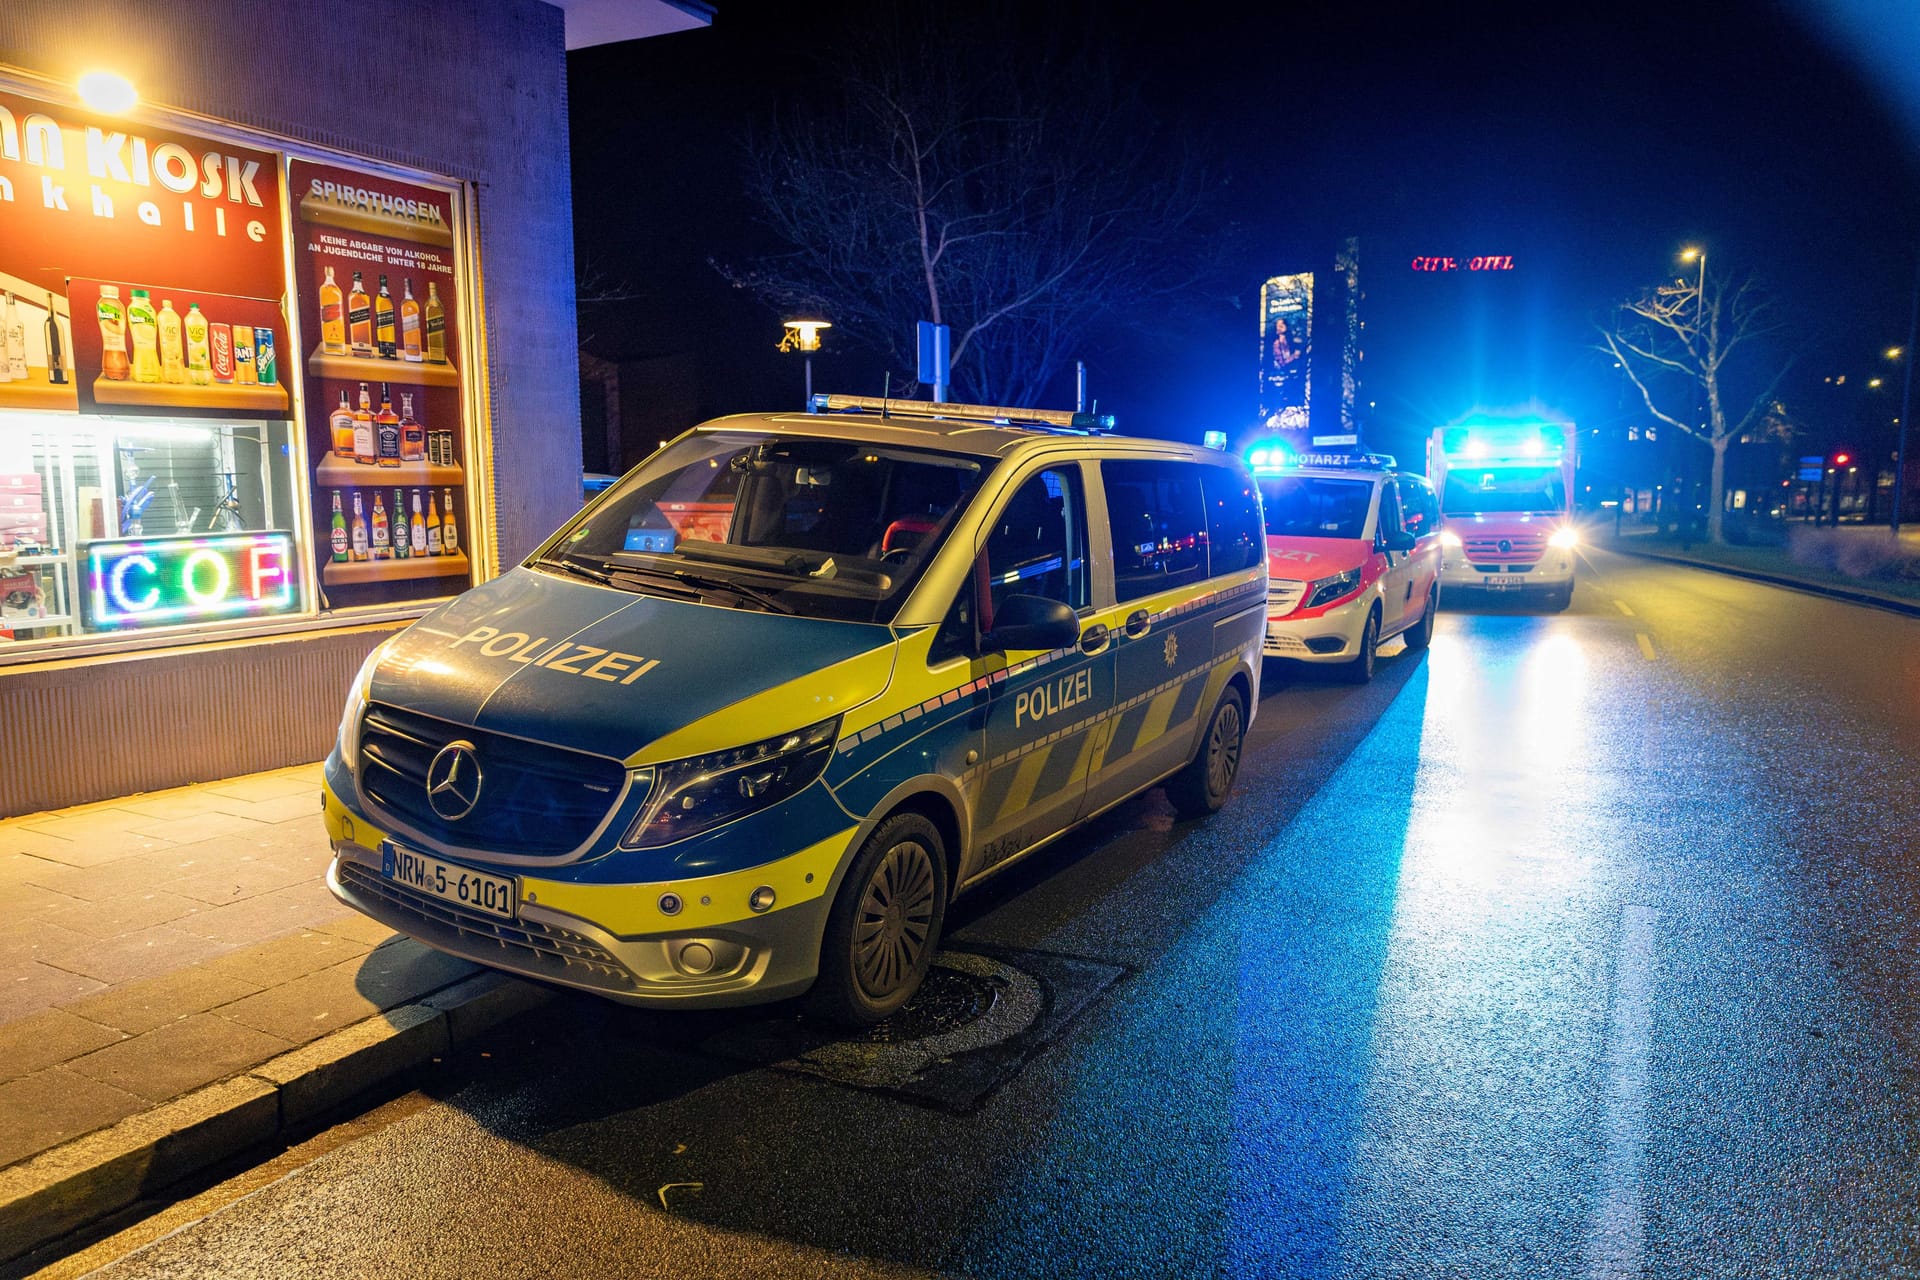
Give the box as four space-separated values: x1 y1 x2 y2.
322 395 1267 1023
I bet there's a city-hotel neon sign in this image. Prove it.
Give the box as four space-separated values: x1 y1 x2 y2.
89 532 296 628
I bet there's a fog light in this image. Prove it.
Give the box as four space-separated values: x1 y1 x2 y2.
748 886 776 913
658 892 683 916
677 942 715 975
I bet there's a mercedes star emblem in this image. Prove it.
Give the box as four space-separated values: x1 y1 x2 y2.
1498 538 1513 554
426 741 484 821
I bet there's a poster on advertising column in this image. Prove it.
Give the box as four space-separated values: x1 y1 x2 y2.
1258 272 1313 441
287 158 472 607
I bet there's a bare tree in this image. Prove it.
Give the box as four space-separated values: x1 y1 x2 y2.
720 7 1214 408
1599 263 1793 542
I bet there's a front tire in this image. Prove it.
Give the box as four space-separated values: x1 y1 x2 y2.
808 811 948 1027
1341 608 1380 684
1168 685 1247 818
1402 585 1438 651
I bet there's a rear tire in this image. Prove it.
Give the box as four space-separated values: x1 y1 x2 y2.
808 811 948 1027
1167 685 1247 818
1341 608 1380 684
1402 586 1438 651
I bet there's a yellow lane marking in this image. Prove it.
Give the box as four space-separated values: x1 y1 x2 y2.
1616 600 1635 617
1636 633 1657 661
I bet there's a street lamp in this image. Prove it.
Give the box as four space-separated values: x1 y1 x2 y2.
1679 246 1707 538
778 318 831 408
1897 259 1919 536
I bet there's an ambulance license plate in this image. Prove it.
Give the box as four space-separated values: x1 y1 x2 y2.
381 843 517 920
1484 575 1526 588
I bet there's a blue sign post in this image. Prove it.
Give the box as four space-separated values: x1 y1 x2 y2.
917 321 951 403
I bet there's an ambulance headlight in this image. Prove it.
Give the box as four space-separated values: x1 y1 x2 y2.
1303 566 1364 609
623 716 842 849
337 640 391 771
1548 526 1579 549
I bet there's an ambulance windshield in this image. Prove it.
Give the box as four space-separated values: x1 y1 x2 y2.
1441 466 1566 515
539 432 988 624
1257 475 1374 540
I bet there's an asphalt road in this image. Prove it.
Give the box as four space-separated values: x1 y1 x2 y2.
31 548 1920 1279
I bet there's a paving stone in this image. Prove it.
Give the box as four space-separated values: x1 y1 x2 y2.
19 809 168 839
38 891 203 939
1 881 90 920
18 853 201 903
61 967 263 1036
218 944 477 1044
0 1009 125 1083
217 793 324 824
0 1068 145 1167
122 811 271 845
66 1013 293 1104
0 827 88 861
27 925 237 986
198 930 371 988
2 823 175 867
0 921 107 970
172 882 353 946
313 911 402 948
112 789 230 822
0 964 106 1023
169 856 317 906
201 774 317 803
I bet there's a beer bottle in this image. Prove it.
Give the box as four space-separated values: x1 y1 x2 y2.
371 491 390 560
393 488 411 560
440 488 458 556
350 492 369 561
426 492 443 555
330 491 348 563
411 491 429 556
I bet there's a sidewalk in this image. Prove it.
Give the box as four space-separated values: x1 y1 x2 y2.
0 764 550 1260
1605 522 1920 615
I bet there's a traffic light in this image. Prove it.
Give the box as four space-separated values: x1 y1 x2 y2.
1832 450 1852 467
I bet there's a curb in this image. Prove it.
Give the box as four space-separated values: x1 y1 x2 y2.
1608 545 1920 619
0 971 553 1264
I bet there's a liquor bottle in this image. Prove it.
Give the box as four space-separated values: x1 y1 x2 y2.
441 488 458 556
128 288 160 383
330 491 348 563
157 299 184 383
98 285 129 381
2 294 23 382
399 392 425 462
393 488 410 560
400 279 422 362
350 492 369 561
411 491 429 555
319 266 346 355
329 390 355 458
353 382 376 465
183 303 210 385
44 291 67 386
425 492 442 555
375 383 401 467
347 271 372 357
374 274 396 359
425 281 446 363
371 491 391 560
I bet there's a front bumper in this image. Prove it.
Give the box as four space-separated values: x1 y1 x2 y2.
322 774 849 1008
1438 553 1574 593
1263 590 1372 663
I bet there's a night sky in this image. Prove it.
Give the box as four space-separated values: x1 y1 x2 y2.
568 0 1920 465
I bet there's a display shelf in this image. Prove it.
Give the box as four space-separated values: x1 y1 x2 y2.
1 613 72 628
307 348 458 387
91 376 291 414
322 552 469 586
316 456 464 489
6 553 69 566
0 371 80 412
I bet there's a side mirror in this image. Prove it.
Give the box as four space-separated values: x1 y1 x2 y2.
983 594 1081 652
1382 528 1417 553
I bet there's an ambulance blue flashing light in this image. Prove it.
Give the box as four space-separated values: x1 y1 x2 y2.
1202 430 1229 451
1441 424 1567 464
1246 441 1296 472
1251 446 1399 474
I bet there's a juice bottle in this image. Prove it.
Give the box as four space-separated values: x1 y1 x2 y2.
128 289 159 383
98 285 129 381
157 299 184 383
183 303 210 385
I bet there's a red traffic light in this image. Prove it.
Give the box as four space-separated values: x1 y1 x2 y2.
1833 451 1852 466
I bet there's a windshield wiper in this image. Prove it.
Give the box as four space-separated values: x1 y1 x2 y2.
663 567 796 615
531 552 613 586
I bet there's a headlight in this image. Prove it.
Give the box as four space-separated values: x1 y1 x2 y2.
1548 527 1578 549
337 640 390 770
1439 529 1463 549
1304 566 1365 609
622 716 841 849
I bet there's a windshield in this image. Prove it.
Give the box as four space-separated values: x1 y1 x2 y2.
1441 466 1568 515
537 431 989 624
1256 475 1374 540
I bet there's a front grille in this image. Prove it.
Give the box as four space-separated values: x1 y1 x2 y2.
358 702 627 858
1462 532 1545 564
1267 579 1306 616
1264 631 1308 655
340 860 637 994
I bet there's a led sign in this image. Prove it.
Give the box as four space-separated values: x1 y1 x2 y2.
1411 256 1516 272
88 531 297 628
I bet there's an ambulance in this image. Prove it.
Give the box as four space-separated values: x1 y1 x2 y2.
322 396 1266 1024
1250 449 1443 683
1428 423 1579 610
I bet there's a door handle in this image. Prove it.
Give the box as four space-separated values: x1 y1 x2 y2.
1079 623 1110 654
1123 609 1151 638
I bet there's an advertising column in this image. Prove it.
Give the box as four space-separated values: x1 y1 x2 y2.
287 160 473 607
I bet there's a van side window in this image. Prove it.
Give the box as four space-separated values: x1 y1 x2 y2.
1199 465 1264 575
983 467 1089 616
1376 482 1403 542
1102 460 1208 603
1396 477 1436 538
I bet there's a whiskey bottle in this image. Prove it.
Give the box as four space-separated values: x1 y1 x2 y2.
375 383 401 468
374 274 396 359
425 281 446 363
440 488 458 556
347 271 372 357
400 279 422 362
399 392 425 462
319 266 346 355
330 390 355 458
371 491 391 560
350 492 369 561
353 382 376 465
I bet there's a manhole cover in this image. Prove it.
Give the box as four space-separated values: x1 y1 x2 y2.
698 946 1128 1113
